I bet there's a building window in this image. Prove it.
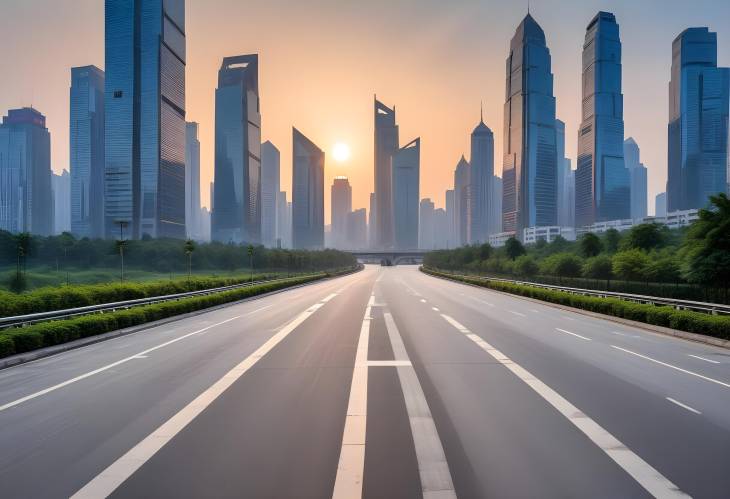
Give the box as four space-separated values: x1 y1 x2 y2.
113 90 123 98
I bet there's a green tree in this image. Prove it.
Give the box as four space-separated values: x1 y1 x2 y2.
603 228 621 253
504 237 526 260
681 193 730 294
621 223 668 251
514 255 539 278
612 249 649 282
645 254 681 284
541 252 583 282
478 243 493 261
184 239 196 281
579 233 603 258
582 254 613 289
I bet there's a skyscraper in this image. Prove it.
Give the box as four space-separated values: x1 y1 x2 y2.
445 189 456 248
276 190 290 248
655 192 667 217
0 107 53 235
624 137 648 220
556 119 574 228
433 208 449 250
392 138 420 250
502 14 558 236
261 141 280 247
212 54 262 244
454 156 470 246
419 198 435 250
575 11 629 227
70 65 105 238
185 122 201 240
346 208 367 250
330 176 352 249
667 27 729 211
373 98 399 249
292 128 324 249
469 110 495 243
104 0 186 240
52 169 71 234
368 192 376 249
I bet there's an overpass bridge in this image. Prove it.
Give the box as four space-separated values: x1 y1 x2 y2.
348 250 427 266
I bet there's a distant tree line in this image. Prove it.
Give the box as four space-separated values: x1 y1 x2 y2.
424 193 730 303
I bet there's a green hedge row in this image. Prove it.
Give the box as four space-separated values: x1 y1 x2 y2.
422 267 730 341
0 272 286 318
0 273 326 359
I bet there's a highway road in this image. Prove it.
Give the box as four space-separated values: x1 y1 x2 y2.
1 265 729 498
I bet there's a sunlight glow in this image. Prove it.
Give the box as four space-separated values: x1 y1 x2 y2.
332 142 351 162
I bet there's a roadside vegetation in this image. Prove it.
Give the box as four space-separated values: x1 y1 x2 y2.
424 193 730 305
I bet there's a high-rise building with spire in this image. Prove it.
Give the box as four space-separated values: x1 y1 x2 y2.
373 97 399 249
502 14 558 237
575 11 629 227
469 105 495 243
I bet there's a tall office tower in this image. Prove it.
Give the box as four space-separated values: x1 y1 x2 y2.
347 208 367 250
392 138 420 250
70 65 105 238
185 122 201 239
469 111 495 243
292 128 324 249
419 198 435 250
502 14 558 237
555 119 572 227
373 98 399 249
575 12 629 227
212 55 262 243
454 156 471 246
200 206 211 242
445 189 456 248
491 175 504 234
330 176 352 249
667 27 729 211
276 191 290 248
624 138 648 220
655 192 667 217
52 170 71 234
433 208 448 249
104 0 186 240
0 108 53 235
261 141 280 247
368 192 376 248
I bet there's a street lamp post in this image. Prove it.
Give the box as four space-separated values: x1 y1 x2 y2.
115 221 128 284
247 244 254 283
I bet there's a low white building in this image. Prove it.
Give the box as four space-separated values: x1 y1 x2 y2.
488 231 516 248
576 209 699 236
523 226 576 244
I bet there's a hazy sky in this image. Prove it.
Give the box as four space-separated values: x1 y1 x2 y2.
1 0 729 220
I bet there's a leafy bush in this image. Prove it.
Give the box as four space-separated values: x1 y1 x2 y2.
422 267 730 340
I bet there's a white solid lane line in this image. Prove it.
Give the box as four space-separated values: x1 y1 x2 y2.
439 314 687 498
688 354 721 365
383 312 456 499
332 293 373 499
509 311 526 317
321 293 339 303
555 328 592 341
73 298 331 499
0 304 274 413
666 397 702 415
611 345 730 389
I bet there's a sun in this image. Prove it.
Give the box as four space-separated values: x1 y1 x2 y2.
332 142 351 162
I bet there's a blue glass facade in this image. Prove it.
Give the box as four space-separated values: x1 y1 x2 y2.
212 55 262 244
667 28 729 211
575 12 629 227
469 116 494 243
392 138 420 250
502 14 558 237
104 0 186 240
292 128 324 249
70 65 105 238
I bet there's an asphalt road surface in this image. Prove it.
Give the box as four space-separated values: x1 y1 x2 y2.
1 265 729 498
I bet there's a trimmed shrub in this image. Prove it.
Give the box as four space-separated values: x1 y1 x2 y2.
0 336 15 357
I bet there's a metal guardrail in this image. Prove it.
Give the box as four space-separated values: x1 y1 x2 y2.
427 270 730 316
0 275 309 330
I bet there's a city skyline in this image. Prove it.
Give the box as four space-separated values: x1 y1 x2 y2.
3 1 729 222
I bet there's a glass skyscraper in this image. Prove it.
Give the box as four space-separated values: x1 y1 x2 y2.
469 112 494 243
104 0 186 240
292 128 324 250
392 138 420 250
185 122 201 240
70 65 105 239
454 155 470 246
575 11 629 227
330 176 352 249
212 54 262 244
667 27 729 211
261 141 280 248
624 137 648 220
373 98 399 249
0 108 53 235
502 14 558 236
